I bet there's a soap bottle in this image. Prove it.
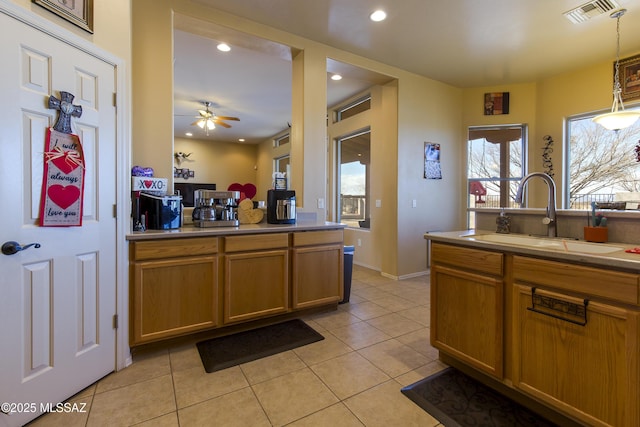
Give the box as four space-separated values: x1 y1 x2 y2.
496 209 511 234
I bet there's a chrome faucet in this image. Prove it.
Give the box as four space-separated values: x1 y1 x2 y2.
515 172 557 237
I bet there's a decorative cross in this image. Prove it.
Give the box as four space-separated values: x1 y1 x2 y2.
48 91 82 134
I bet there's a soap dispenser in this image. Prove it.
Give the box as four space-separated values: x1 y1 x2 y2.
496 209 511 234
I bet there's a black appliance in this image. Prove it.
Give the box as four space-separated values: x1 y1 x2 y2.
267 190 296 224
139 193 182 229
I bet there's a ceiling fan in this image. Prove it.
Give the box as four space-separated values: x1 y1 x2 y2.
190 101 240 135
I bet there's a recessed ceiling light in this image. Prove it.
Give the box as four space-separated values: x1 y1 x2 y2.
331 74 342 81
185 132 193 137
238 138 245 142
217 43 231 52
370 10 387 22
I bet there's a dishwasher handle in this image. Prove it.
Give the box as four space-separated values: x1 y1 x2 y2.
527 287 589 326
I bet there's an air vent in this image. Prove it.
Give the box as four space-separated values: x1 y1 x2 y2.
564 0 619 23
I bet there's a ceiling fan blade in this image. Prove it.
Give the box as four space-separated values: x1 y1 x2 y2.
215 116 240 121
213 120 231 128
190 120 202 126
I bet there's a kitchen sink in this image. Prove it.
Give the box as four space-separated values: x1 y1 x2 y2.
463 233 624 254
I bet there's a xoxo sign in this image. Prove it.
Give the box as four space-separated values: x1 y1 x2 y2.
132 177 168 195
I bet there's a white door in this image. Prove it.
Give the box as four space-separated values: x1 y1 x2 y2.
0 10 117 427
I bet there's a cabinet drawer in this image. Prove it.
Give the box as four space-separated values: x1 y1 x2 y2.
224 233 288 252
131 237 218 261
431 242 503 276
292 229 343 247
513 256 639 305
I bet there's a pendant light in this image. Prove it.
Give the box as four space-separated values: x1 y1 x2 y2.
593 9 640 131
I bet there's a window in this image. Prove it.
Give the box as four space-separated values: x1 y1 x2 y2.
336 95 371 122
467 125 526 227
275 155 289 174
565 109 640 209
274 133 289 147
337 130 370 228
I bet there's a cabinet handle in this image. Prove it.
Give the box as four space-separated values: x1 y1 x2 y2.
527 287 589 326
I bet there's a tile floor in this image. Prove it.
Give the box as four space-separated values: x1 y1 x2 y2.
28 265 447 427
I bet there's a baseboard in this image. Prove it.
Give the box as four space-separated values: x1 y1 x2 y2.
380 270 430 281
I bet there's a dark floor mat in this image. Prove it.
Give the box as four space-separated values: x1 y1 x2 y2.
196 319 324 373
401 367 558 427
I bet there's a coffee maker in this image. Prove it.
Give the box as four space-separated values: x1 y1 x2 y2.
267 190 296 224
192 190 240 227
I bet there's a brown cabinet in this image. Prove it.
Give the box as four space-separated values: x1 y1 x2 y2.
128 228 344 346
430 243 504 378
223 233 289 324
429 241 640 427
512 256 640 427
292 230 344 309
129 237 219 346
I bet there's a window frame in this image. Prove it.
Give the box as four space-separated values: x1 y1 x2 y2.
336 128 371 229
466 124 527 227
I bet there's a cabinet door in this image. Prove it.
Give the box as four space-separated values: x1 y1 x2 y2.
224 249 289 324
431 264 503 378
131 256 218 345
513 285 639 427
292 244 343 309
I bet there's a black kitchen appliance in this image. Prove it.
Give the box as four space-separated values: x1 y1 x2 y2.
139 193 182 229
267 190 296 224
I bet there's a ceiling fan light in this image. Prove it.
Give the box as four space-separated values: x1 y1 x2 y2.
197 120 206 129
593 110 640 131
206 119 215 130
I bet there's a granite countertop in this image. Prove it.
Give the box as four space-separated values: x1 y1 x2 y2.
127 221 345 241
425 229 640 272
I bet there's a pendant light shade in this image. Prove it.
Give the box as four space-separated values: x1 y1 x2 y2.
593 110 640 131
593 9 640 131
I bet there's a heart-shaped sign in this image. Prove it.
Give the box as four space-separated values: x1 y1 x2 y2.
237 199 264 224
228 183 257 200
51 152 81 174
48 185 81 209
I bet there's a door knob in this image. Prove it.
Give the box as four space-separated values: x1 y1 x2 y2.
1 241 41 255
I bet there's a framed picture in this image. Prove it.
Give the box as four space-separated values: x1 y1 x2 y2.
33 0 93 33
484 92 510 115
424 142 442 179
620 54 640 102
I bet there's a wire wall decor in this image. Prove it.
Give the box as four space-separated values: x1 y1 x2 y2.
542 135 554 177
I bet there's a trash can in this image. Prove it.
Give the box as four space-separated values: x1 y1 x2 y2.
340 245 355 304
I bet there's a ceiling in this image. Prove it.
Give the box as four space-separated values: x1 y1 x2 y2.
173 0 640 143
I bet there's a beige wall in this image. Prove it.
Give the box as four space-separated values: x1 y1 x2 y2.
256 131 290 202
327 87 394 272
461 57 640 212
174 138 258 194
132 0 463 278
15 0 634 277
17 0 635 277
9 0 130 63
397 75 463 276
462 83 538 210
